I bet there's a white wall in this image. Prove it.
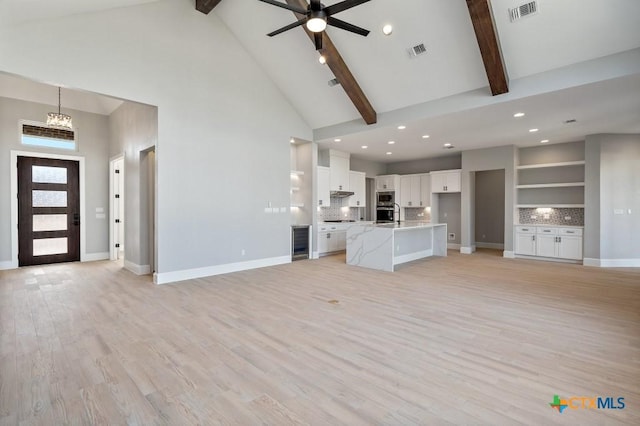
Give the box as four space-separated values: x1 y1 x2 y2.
0 96 110 264
0 1 311 281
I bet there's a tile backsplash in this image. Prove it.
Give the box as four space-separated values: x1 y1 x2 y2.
318 197 364 221
518 208 584 226
404 208 431 222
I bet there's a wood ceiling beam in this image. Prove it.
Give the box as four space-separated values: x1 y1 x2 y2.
196 0 223 15
466 0 509 95
285 0 377 124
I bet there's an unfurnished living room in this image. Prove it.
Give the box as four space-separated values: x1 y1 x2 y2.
1 1 639 425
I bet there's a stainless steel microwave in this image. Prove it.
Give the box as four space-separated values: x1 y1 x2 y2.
377 191 394 206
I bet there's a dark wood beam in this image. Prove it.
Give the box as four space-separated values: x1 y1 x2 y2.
285 0 377 124
466 0 509 95
196 0 223 15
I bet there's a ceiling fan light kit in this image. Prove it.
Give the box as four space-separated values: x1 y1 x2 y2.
259 0 371 50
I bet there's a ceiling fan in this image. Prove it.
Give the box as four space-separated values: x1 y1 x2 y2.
258 0 371 50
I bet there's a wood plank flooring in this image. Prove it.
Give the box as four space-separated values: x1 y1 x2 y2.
0 249 639 425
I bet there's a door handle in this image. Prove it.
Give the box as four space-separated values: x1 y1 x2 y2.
73 213 80 226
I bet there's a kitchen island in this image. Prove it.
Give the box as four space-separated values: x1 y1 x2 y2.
346 222 448 272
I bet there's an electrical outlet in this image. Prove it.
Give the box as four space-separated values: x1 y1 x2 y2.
448 233 455 240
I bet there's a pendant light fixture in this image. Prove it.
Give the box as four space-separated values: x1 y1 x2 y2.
46 87 73 129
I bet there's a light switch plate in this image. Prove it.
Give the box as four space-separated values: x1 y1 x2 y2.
614 209 624 215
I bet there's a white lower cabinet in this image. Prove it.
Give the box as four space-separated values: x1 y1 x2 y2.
515 225 583 261
318 225 347 255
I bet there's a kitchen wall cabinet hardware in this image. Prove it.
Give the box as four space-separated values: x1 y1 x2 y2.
317 166 331 207
430 169 461 193
348 171 366 207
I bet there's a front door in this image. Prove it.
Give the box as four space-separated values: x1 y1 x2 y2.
18 156 80 266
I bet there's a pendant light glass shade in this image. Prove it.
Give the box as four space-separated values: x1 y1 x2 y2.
46 87 73 130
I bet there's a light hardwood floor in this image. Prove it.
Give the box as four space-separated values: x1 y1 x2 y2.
1 250 639 425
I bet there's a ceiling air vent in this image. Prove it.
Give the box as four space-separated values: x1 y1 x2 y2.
408 43 427 58
328 78 340 87
509 1 538 22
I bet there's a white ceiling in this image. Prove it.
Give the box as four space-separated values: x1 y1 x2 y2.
1 0 639 163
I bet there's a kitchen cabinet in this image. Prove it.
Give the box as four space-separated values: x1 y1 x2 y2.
318 224 347 255
375 175 400 191
348 171 366 207
399 175 422 207
330 150 350 191
514 225 583 260
430 169 461 193
317 166 331 207
419 174 431 208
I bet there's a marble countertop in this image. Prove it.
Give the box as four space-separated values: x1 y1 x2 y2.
353 221 444 231
516 224 584 228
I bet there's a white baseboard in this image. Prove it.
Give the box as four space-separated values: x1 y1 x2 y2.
154 255 291 285
503 251 515 259
82 252 109 262
476 242 504 250
447 243 460 250
584 258 640 268
394 249 433 265
514 255 581 264
125 260 151 275
460 245 478 254
0 260 17 270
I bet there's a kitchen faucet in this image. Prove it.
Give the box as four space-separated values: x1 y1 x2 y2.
394 203 401 225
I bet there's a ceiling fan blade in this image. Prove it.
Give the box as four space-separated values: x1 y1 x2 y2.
323 0 370 16
310 0 322 12
314 32 323 50
257 0 307 15
327 17 370 36
267 18 307 37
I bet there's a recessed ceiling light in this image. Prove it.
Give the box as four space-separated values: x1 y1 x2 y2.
388 141 395 145
513 112 525 118
386 152 392 155
422 135 430 139
334 138 341 142
529 128 539 133
397 125 406 130
318 55 327 65
443 143 454 149
290 138 295 143
382 24 393 35
540 139 549 143
361 145 368 149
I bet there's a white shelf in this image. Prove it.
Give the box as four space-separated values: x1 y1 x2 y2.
517 182 585 189
290 170 305 176
517 161 585 170
517 204 584 208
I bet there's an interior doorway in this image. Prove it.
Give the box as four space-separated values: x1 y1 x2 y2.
17 156 81 266
110 156 125 260
474 169 505 250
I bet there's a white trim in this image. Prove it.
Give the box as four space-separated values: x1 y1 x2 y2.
460 246 475 254
124 260 151 275
584 258 640 268
476 242 505 250
514 254 581 264
0 260 18 270
153 255 291 285
83 252 110 262
394 249 433 266
503 250 515 259
447 243 460 250
10 150 86 266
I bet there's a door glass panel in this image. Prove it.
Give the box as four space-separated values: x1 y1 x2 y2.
33 238 68 256
32 165 67 184
32 190 67 207
33 214 67 232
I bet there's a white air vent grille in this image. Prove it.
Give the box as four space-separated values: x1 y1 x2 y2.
408 43 427 58
509 1 538 22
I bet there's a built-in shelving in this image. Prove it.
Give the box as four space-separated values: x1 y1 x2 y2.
516 182 585 189
517 160 585 170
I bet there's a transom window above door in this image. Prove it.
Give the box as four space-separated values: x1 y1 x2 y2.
21 123 77 151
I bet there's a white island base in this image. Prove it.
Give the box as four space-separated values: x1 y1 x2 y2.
346 223 448 272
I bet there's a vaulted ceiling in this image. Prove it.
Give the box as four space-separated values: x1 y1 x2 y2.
1 0 639 162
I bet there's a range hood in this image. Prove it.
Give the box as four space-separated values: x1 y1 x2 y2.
330 190 354 198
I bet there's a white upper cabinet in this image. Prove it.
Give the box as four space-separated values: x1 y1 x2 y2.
375 175 400 191
399 175 422 207
317 166 331 207
348 171 366 207
419 174 431 208
329 150 350 191
431 169 461 193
